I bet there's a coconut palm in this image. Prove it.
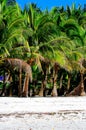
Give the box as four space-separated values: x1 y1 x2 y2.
22 3 58 96
49 4 86 96
23 3 56 46
0 0 32 59
61 14 86 95
0 58 32 97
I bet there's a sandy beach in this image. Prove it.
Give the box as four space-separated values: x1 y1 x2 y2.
0 97 86 130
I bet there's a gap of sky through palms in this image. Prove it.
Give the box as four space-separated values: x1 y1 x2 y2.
16 0 86 10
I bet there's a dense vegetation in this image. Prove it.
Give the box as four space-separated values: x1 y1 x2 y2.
0 0 86 97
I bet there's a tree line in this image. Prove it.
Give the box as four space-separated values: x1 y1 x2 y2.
0 0 86 97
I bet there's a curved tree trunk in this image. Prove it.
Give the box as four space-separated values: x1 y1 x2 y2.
22 73 29 97
2 58 32 97
67 72 86 96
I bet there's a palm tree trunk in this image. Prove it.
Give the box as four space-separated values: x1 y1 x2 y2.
51 63 59 97
18 68 22 96
51 75 58 97
67 73 71 91
22 73 29 97
68 72 86 96
60 74 63 89
80 72 86 96
39 75 47 97
38 81 44 97
9 75 12 97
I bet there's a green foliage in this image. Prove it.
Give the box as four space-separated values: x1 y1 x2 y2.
0 2 86 96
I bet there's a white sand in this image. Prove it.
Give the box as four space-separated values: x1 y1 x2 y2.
0 97 86 130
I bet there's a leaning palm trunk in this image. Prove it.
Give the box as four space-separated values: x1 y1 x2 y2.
79 59 86 96
67 72 86 96
80 72 86 96
51 63 59 97
22 73 29 97
1 58 32 97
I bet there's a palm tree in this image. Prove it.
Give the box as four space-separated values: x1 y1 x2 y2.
61 13 86 95
0 58 32 97
0 0 32 59
23 3 56 46
22 3 58 96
